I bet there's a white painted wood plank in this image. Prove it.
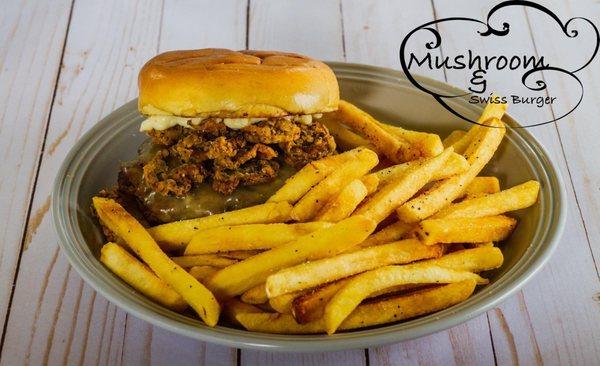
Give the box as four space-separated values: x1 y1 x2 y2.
342 1 495 364
2 0 246 365
431 1 600 364
120 1 249 363
0 0 72 335
342 0 445 81
242 1 366 364
241 351 365 366
0 1 164 365
160 0 247 51
249 0 344 60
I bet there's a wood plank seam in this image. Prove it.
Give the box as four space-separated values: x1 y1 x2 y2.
434 32 498 365
523 6 600 281
338 2 367 362
0 0 76 355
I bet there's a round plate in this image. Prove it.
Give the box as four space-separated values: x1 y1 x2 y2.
52 62 566 352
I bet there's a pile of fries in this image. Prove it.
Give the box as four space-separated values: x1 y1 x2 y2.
93 99 540 334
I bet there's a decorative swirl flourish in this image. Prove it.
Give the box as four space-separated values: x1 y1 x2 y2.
398 0 599 128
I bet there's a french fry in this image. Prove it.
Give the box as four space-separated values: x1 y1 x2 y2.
375 152 468 185
379 124 444 157
241 283 269 304
443 130 467 147
291 280 421 324
361 174 380 194
452 99 507 154
357 221 413 248
266 239 443 297
189 266 219 282
320 113 372 151
223 298 263 326
467 242 494 248
433 181 540 219
148 201 293 250
100 242 187 312
324 264 486 333
206 216 376 299
185 222 332 255
414 215 517 245
314 179 369 222
218 250 264 260
397 118 506 223
269 292 299 314
355 147 455 223
423 246 504 272
337 100 420 162
238 280 476 334
291 248 500 324
170 255 237 268
460 176 501 199
292 279 350 323
92 197 220 326
291 149 379 221
267 148 367 204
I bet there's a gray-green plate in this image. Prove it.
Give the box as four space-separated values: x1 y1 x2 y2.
52 62 566 352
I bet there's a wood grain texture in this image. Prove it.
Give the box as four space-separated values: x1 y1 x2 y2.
432 1 600 365
242 1 366 364
0 0 72 336
0 1 241 365
342 1 495 364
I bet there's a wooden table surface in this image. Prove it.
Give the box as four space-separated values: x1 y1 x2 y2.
1 0 599 365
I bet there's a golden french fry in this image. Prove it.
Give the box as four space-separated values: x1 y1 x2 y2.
185 222 332 255
357 221 413 248
379 124 444 157
291 247 499 325
238 280 476 334
223 298 263 326
170 255 237 268
467 242 494 248
101 243 187 312
460 176 501 199
355 147 455 223
217 250 264 260
266 239 443 297
269 292 299 314
434 181 540 219
375 152 469 186
291 149 379 222
320 113 373 151
93 197 220 326
267 148 366 204
423 246 504 272
337 100 420 162
443 130 467 147
292 279 350 323
314 179 369 222
291 279 421 324
188 266 218 282
240 283 269 304
206 215 376 299
452 99 507 154
324 264 486 334
361 174 380 194
148 201 293 250
414 215 517 245
397 118 506 223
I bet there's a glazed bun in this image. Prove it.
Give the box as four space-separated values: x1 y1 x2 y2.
138 49 339 118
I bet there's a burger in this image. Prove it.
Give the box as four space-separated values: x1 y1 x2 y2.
109 49 339 224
